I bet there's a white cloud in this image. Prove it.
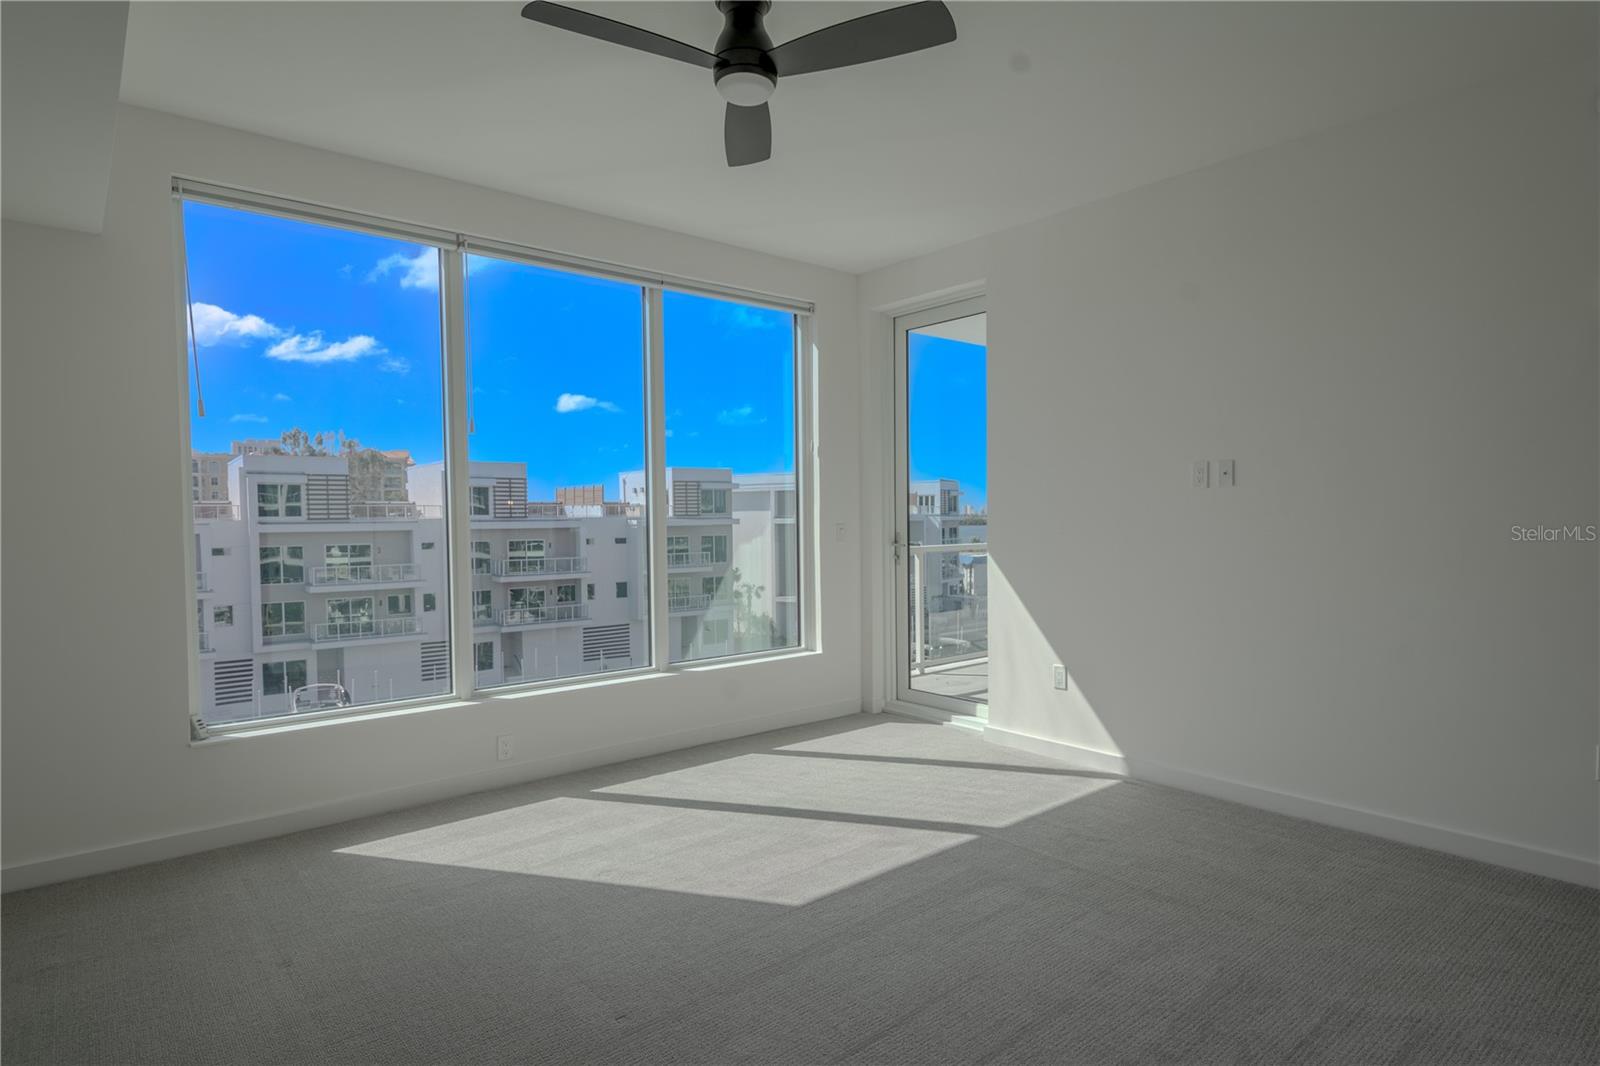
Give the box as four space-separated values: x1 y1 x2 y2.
230 413 268 424
367 248 439 290
716 405 765 426
189 303 283 346
266 332 384 364
379 356 411 375
555 392 620 414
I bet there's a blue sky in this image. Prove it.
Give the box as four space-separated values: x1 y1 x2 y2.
908 333 988 510
183 201 983 506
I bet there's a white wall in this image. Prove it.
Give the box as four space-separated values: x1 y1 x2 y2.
1 106 863 886
861 62 1599 884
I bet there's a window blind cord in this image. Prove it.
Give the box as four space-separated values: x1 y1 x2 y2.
184 253 207 418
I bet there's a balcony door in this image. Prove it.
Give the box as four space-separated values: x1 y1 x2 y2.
892 297 989 717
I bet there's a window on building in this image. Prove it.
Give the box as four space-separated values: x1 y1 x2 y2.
616 581 628 598
472 589 493 621
586 583 595 601
262 660 308 697
470 485 490 516
255 482 303 519
701 534 729 564
259 545 304 584
212 606 234 626
421 541 435 551
472 540 492 575
474 641 495 672
181 196 450 726
261 601 306 640
664 291 800 662
465 252 650 687
423 593 437 612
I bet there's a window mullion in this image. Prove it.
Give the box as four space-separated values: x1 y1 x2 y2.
441 245 475 699
645 287 670 672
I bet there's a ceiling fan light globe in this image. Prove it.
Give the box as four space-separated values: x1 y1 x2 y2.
715 69 776 107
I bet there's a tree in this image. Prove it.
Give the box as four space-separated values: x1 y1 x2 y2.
729 566 778 652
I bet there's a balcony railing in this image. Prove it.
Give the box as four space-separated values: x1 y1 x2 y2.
667 550 717 569
194 571 211 592
492 556 588 577
499 603 589 627
668 593 713 613
349 501 440 521
194 502 239 521
198 632 213 653
486 501 641 520
312 616 421 642
308 562 422 587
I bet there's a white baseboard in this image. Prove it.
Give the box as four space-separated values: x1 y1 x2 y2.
981 724 1598 889
2 700 862 893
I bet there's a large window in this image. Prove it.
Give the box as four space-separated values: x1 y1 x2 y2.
181 189 808 731
663 291 800 662
464 254 648 685
181 197 450 727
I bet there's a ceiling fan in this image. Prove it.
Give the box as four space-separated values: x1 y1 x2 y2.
520 1 958 167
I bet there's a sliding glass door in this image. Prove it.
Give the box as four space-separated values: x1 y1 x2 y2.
893 298 989 716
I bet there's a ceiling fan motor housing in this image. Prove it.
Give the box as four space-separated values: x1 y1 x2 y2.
713 1 778 105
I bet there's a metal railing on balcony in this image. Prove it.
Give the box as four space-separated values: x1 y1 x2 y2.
667 550 717 568
668 593 713 613
312 616 421 642
499 603 589 627
194 502 240 521
308 562 422 587
194 571 211 592
488 501 641 520
492 556 588 577
908 542 989 675
348 501 440 521
198 632 213 653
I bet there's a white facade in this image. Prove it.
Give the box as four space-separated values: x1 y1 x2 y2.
196 453 661 725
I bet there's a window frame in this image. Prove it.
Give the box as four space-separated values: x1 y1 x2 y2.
177 180 815 737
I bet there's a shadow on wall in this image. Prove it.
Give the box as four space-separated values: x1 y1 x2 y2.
985 554 1124 765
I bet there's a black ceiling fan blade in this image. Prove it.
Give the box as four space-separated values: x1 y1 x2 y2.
520 2 717 69
769 1 956 77
725 102 772 167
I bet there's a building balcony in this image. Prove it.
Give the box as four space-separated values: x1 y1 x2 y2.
484 502 640 521
668 593 713 613
198 632 214 653
194 571 211 593
311 617 421 643
307 562 422 588
347 501 440 521
498 603 589 628
667 550 719 569
194 502 239 521
261 625 308 645
490 556 588 579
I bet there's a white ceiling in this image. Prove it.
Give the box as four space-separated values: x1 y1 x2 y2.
121 2 1588 273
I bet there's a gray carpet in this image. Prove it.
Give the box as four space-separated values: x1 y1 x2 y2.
4 715 1596 1065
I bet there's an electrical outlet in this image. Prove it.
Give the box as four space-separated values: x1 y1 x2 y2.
496 735 514 762
1052 664 1067 690
1192 460 1209 488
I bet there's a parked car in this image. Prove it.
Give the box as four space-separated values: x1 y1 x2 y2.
291 683 353 713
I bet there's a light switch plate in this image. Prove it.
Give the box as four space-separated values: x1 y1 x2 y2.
1192 460 1209 488
1218 459 1235 487
1052 664 1067 690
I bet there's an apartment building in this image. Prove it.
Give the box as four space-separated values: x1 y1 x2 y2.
908 478 989 666
730 473 801 647
190 451 230 502
618 467 740 662
193 455 751 725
